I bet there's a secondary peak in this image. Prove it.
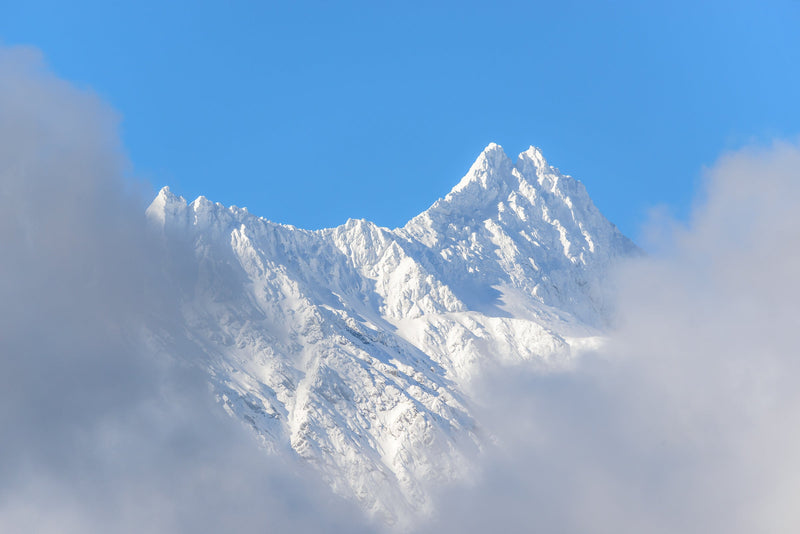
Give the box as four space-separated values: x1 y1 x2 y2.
517 145 548 169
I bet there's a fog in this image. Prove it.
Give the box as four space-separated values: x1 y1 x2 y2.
4 43 800 533
423 141 800 533
0 45 372 534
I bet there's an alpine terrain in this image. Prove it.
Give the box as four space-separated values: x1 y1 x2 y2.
145 143 638 527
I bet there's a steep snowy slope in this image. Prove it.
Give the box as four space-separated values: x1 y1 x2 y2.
146 143 637 527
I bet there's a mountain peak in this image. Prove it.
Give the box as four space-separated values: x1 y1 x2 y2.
481 141 506 157
145 145 638 525
449 143 514 196
518 145 548 170
155 185 178 202
146 186 187 227
476 142 512 168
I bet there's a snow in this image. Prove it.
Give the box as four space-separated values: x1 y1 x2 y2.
145 143 638 528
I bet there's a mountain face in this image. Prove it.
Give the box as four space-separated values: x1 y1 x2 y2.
146 143 637 527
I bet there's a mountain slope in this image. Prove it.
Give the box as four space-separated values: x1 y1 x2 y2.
146 143 637 527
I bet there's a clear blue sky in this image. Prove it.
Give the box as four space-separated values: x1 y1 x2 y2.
3 1 799 240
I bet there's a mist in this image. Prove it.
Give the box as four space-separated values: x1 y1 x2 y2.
4 43 800 533
0 45 373 534
423 141 800 533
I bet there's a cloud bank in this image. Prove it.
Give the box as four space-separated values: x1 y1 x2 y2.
0 46 372 534
4 43 800 534
422 140 800 533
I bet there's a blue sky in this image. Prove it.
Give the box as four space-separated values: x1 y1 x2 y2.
3 1 799 240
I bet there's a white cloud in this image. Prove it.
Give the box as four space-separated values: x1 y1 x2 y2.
0 45 374 534
423 140 800 533
5 42 800 533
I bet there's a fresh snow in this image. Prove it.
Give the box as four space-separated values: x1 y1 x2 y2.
145 143 638 527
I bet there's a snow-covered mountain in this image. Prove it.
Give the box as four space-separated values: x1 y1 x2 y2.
145 143 637 527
